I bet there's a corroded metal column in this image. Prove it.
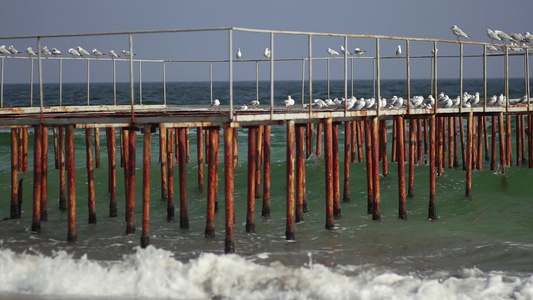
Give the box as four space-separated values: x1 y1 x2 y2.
141 124 151 248
224 124 235 253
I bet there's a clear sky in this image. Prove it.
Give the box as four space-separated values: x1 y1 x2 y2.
0 0 532 83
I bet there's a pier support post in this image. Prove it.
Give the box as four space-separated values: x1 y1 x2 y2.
123 129 130 221
466 113 473 197
59 127 66 211
397 116 407 219
85 128 97 224
66 125 76 242
246 126 257 233
41 127 49 222
499 113 506 173
477 116 484 170
529 114 533 168
429 115 437 220
286 121 296 240
365 118 374 214
306 123 314 159
106 127 117 217
506 115 512 167
343 121 351 203
141 125 151 248
178 127 189 230
295 124 305 222
380 120 388 178
262 125 271 217
126 127 136 235
332 122 341 217
371 117 381 221
316 122 323 157
324 118 335 229
448 117 455 169
166 128 175 221
95 128 101 169
255 125 263 199
10 128 19 219
197 127 204 191
408 119 416 198
491 115 497 170
159 125 168 201
351 121 357 163
53 127 59 169
205 127 219 237
31 125 43 233
23 128 28 173
224 124 235 253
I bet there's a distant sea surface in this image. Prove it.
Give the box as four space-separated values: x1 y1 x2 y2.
1 79 533 299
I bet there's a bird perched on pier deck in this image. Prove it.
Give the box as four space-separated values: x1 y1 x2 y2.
210 99 220 108
450 25 471 41
284 95 295 107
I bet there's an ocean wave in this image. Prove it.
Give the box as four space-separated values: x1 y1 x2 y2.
0 246 532 300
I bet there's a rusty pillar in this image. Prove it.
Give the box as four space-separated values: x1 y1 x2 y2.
59 127 66 211
205 127 219 237
17 128 23 172
286 121 296 240
85 128 96 224
484 116 490 161
357 120 364 163
166 128 175 222
365 118 374 214
466 113 473 197
141 124 151 248
506 115 512 167
408 119 416 198
106 127 117 217
10 128 19 219
23 128 28 173
391 119 397 163
351 121 356 163
343 121 351 203
120 129 124 168
66 125 76 242
40 127 49 222
332 122 341 217
295 124 305 222
159 125 168 201
123 129 130 221
380 120 388 178
246 126 257 233
186 127 190 164
197 127 204 191
529 114 533 168
397 116 407 219
31 125 42 233
306 123 314 159
499 113 506 173
316 122 323 157
324 118 335 229
126 127 136 235
436 118 443 175
516 115 522 167
224 125 235 253
255 125 263 199
424 118 429 160
53 127 59 169
428 115 437 220
178 127 189 230
233 129 239 168
454 117 460 167
521 115 527 165
491 116 497 170
262 125 272 217
477 116 483 171
94 128 101 169
371 117 381 221
417 119 423 165
459 116 466 169
448 117 455 169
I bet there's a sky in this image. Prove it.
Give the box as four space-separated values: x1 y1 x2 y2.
0 0 532 84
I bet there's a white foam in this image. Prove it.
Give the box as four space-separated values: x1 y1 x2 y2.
0 247 532 299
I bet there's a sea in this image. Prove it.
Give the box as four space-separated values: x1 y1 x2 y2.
1 79 533 299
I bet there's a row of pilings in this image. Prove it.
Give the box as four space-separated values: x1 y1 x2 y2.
7 112 532 253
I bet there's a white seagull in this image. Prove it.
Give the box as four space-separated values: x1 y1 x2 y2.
26 47 37 56
68 48 81 59
450 25 471 41
248 99 260 107
327 48 340 56
284 95 295 107
524 32 533 45
494 30 513 43
395 45 402 57
0 45 11 56
263 47 271 59
92 48 104 58
210 99 220 108
486 45 498 53
238 104 248 110
77 46 91 57
109 50 119 59
41 46 52 57
486 29 501 43
236 48 242 59
340 45 350 55
51 48 62 56
122 50 135 57
353 48 365 57
510 33 525 44
8 45 20 56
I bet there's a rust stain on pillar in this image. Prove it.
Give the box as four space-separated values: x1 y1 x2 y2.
224 125 235 253
429 115 437 220
295 124 305 222
66 125 77 242
343 121 351 203
286 121 296 240
85 128 97 224
141 124 151 248
197 127 204 191
205 127 219 237
10 128 19 219
397 116 407 220
31 125 42 233
246 126 257 233
126 127 136 235
324 118 335 229
262 125 271 217
332 122 341 217
106 127 117 217
59 127 66 211
178 127 189 230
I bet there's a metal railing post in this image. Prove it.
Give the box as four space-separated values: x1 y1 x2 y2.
344 35 348 114
129 33 135 122
270 32 274 119
505 46 509 112
30 57 34 107
301 59 305 105
483 45 487 112
406 40 410 113
229 29 234 120
38 37 44 122
433 42 438 111
113 58 117 105
209 62 212 106
308 35 313 116
1 57 4 108
459 43 463 113
59 60 63 106
163 62 167 105
327 58 330 99
375 38 381 115
139 61 142 105
87 60 90 106
526 48 530 112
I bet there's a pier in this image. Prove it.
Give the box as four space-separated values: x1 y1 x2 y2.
1 27 532 253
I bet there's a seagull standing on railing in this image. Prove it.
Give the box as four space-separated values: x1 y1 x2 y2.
340 45 350 55
524 32 533 45
494 30 513 43
510 33 525 44
395 45 402 57
486 45 498 53
249 99 260 107
353 48 365 57
77 46 91 58
8 45 20 56
210 99 220 108
68 48 81 59
327 48 340 56
264 47 271 59
0 45 11 56
486 29 501 44
92 49 104 59
26 47 37 57
51 48 62 56
122 50 135 58
450 25 471 41
41 46 52 57
109 50 119 59
236 48 242 59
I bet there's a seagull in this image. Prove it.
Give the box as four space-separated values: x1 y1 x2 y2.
109 50 119 59
494 30 513 43
353 48 365 57
92 48 104 59
248 99 260 107
8 45 20 56
26 47 37 57
0 45 11 56
486 29 501 43
236 48 242 59
41 46 52 57
263 47 271 59
122 50 135 58
487 95 497 106
284 95 295 107
395 45 402 57
51 48 62 56
431 48 438 55
486 45 498 53
510 33 525 44
67 48 81 59
238 104 248 110
450 25 471 41
77 46 91 57
340 45 350 55
327 48 340 56
210 99 220 108
524 32 533 45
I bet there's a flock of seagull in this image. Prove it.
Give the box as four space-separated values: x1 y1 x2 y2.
0 44 135 59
